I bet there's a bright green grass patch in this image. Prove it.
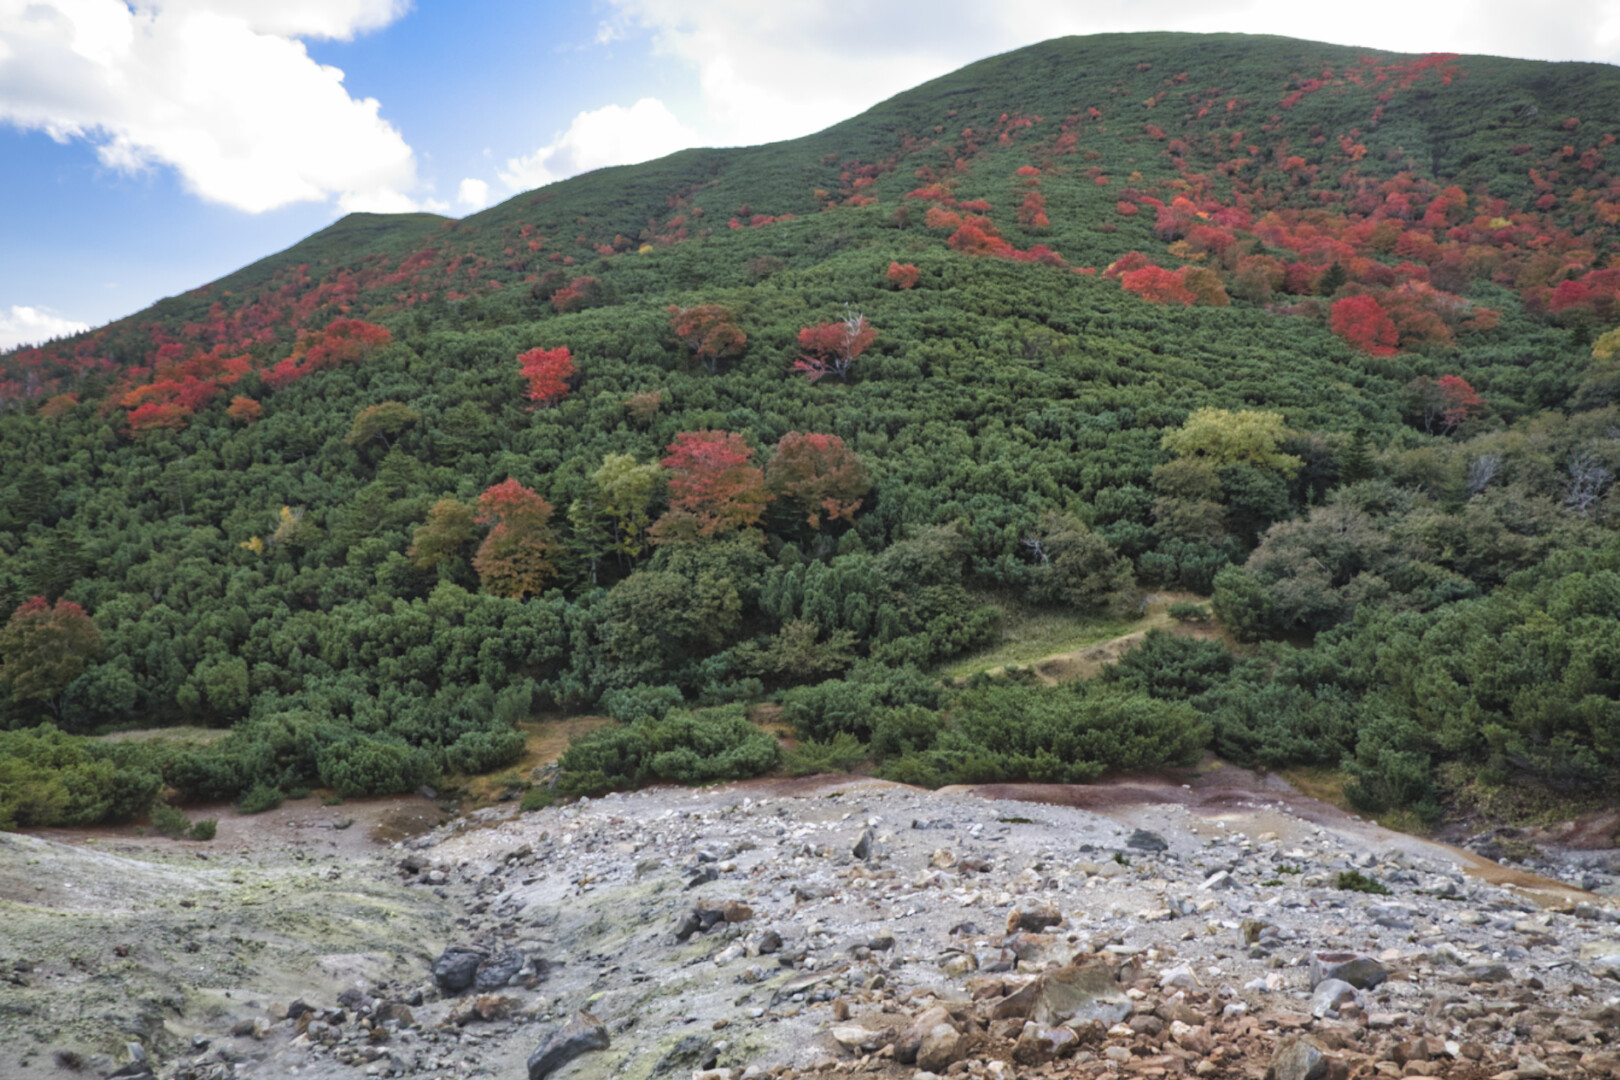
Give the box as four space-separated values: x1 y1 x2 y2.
937 609 1146 679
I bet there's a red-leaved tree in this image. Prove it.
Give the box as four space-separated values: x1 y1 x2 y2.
887 262 921 290
551 276 602 313
1330 294 1400 356
766 432 871 529
668 305 748 374
1406 375 1484 435
263 318 392 388
0 596 101 716
518 346 576 406
472 478 561 599
650 430 769 541
1120 265 1196 305
794 307 877 383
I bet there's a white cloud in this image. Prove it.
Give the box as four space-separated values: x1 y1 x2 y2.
602 0 1620 147
0 305 89 351
457 176 490 210
498 97 698 192
0 0 425 214
154 0 412 41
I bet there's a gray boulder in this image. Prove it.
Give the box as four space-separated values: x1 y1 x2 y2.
433 945 487 995
528 1011 610 1080
1309 951 1388 990
474 949 527 991
1267 1036 1330 1080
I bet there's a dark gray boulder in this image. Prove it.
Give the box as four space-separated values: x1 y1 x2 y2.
528 1011 610 1080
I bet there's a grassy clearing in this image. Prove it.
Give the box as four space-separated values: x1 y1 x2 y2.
1280 765 1436 835
939 591 1213 681
462 714 612 803
94 726 231 745
939 611 1145 679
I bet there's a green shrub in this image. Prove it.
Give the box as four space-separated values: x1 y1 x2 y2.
316 737 437 798
784 732 867 776
887 682 1208 787
238 784 284 814
0 725 160 829
1211 564 1270 642
1168 601 1210 622
558 705 781 797
149 801 190 838
600 684 684 722
1336 870 1392 895
188 818 218 841
519 786 553 812
781 661 947 743
444 728 527 774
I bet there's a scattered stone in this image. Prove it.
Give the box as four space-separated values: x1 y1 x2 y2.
432 944 487 995
527 1011 610 1080
1005 901 1062 934
1127 829 1169 853
915 1023 960 1074
895 1006 953 1065
1310 978 1360 1019
1309 951 1389 990
1012 1022 1078 1064
1268 1035 1330 1080
473 949 527 991
994 962 1132 1026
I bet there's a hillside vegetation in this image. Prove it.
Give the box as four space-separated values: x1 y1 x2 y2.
3 32 1620 828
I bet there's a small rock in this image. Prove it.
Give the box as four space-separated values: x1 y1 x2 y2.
1199 870 1235 891
1310 978 1359 1019
1462 962 1512 983
895 1006 953 1065
527 1011 610 1080
1268 1035 1330 1080
1159 964 1199 991
1127 829 1169 853
915 1024 960 1074
1006 901 1062 934
473 949 526 991
1515 1054 1551 1079
1012 1022 1077 1065
1309 951 1389 990
853 830 874 861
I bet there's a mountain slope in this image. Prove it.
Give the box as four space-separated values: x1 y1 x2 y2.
3 33 1620 829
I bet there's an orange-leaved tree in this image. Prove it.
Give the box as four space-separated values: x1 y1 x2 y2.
650 430 769 542
669 304 748 374
472 479 561 599
765 432 871 529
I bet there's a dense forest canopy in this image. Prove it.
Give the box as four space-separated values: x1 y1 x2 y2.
4 32 1620 828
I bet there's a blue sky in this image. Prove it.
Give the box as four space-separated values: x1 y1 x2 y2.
2 0 1618 350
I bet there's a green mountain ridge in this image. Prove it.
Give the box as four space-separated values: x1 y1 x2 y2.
3 32 1620 831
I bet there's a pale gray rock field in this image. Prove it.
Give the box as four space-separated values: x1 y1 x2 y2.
3 773 1617 1080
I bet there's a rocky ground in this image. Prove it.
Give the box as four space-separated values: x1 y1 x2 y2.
2 769 1618 1080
